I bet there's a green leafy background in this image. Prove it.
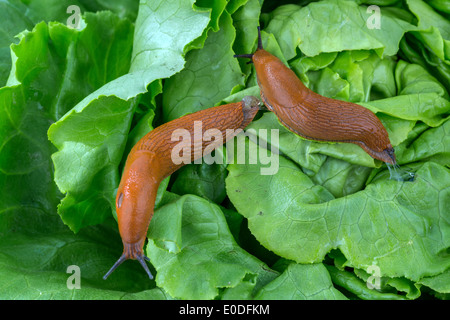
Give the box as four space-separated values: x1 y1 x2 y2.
0 0 449 299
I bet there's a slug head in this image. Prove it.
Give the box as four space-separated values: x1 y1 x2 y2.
104 151 160 280
356 132 396 164
378 145 396 165
352 110 396 165
386 146 396 164
345 124 397 165
241 95 261 126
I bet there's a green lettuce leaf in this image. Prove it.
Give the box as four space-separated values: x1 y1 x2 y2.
0 0 139 87
47 1 211 232
171 161 228 204
0 219 169 298
162 9 244 121
265 0 416 58
45 12 135 232
147 194 278 299
1 0 449 300
0 1 33 86
0 22 63 238
226 142 450 282
255 263 347 299
406 0 450 61
326 265 410 300
0 10 167 298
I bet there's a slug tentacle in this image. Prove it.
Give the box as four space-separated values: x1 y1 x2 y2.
103 250 153 280
136 255 153 280
104 240 153 280
256 26 263 50
103 254 126 280
233 26 263 63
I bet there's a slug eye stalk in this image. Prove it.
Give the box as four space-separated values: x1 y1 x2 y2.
103 253 153 280
233 53 254 63
233 26 263 64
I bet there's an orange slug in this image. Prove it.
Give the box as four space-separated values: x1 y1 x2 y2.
103 96 260 280
234 27 396 164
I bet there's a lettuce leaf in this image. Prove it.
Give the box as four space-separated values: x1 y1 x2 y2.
48 0 211 232
255 262 348 300
264 0 416 59
162 9 245 121
0 0 449 300
226 145 450 281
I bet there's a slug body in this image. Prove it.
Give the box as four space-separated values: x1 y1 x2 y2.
235 28 396 164
103 96 260 279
